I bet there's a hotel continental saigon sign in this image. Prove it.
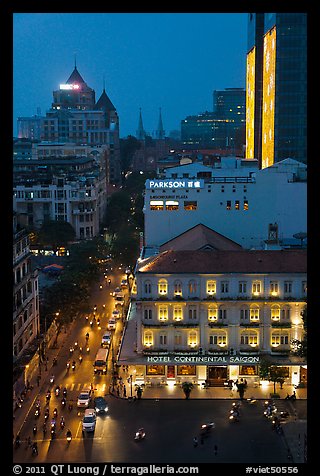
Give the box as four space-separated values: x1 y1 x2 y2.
144 354 260 365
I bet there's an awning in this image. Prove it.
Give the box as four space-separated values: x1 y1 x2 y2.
42 264 64 272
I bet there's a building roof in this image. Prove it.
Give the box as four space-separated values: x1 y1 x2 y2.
66 66 87 85
160 223 242 252
137 249 307 274
95 88 116 111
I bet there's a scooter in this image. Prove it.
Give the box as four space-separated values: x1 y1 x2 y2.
200 422 215 433
66 430 72 443
134 428 146 441
32 443 38 456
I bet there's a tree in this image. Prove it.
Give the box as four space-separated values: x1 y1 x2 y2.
181 381 194 399
119 135 141 178
37 220 76 250
259 357 288 395
291 305 307 358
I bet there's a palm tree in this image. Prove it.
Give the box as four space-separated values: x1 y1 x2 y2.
181 381 194 399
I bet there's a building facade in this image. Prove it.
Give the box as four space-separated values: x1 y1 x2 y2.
118 249 306 387
245 13 307 167
143 157 307 249
13 214 40 359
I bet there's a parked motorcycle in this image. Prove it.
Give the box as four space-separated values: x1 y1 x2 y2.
200 421 215 433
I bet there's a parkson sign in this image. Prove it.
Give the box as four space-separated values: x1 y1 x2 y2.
146 179 204 189
145 355 260 365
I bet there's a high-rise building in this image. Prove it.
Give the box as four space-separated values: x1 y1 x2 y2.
181 88 246 153
245 13 307 168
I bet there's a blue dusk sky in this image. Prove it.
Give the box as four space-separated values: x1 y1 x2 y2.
13 12 248 138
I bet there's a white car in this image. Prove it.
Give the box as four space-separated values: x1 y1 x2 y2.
77 390 92 408
107 317 116 330
112 309 121 319
82 409 96 432
101 331 112 347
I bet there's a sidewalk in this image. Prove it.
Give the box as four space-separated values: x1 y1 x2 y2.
13 320 76 438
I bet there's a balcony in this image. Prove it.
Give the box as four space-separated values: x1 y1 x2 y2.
271 322 292 328
240 322 260 327
208 321 228 327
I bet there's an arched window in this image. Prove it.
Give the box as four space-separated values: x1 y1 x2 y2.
240 306 249 320
250 305 260 321
271 332 289 347
174 280 183 296
159 333 167 346
281 305 291 320
144 280 152 295
158 279 168 295
188 279 197 296
271 305 280 321
209 331 227 347
240 330 259 347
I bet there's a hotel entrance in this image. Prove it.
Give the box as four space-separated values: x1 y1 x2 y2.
207 366 228 386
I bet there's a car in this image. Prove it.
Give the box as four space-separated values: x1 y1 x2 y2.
112 287 121 297
82 409 96 432
112 309 121 319
101 331 112 347
94 396 108 414
107 317 116 330
120 278 128 288
77 390 91 408
114 293 125 306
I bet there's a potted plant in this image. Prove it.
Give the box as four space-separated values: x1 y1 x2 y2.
181 381 194 399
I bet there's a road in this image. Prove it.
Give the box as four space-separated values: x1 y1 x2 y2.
13 396 306 464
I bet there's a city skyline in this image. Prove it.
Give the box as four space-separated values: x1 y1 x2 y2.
13 12 247 138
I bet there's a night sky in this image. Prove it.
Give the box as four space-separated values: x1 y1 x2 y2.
13 13 248 138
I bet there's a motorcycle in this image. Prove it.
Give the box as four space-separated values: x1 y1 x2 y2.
86 346 90 353
246 397 257 404
34 407 40 418
63 388 67 398
33 424 37 435
55 386 60 397
32 443 38 456
44 409 49 422
134 428 146 441
49 375 55 385
97 319 100 326
51 427 56 439
229 409 240 422
200 422 215 433
90 320 93 327
79 355 83 364
72 361 76 371
53 408 58 418
66 361 70 371
53 357 57 366
61 397 66 407
66 430 72 443
60 418 65 430
69 347 74 355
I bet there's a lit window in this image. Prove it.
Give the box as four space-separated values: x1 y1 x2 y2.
226 200 231 210
174 281 182 296
206 280 216 295
271 333 289 347
209 334 227 346
188 280 197 296
271 306 280 321
235 200 240 210
188 331 197 347
159 306 168 321
158 279 167 295
241 332 258 346
270 281 279 296
250 307 259 321
208 306 218 321
166 200 179 211
184 201 197 210
173 306 183 321
252 281 261 295
244 200 249 211
144 331 153 347
150 200 163 210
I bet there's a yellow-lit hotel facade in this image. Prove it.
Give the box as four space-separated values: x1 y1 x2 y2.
245 13 307 168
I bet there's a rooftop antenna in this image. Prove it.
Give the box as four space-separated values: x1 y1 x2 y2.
103 74 105 91
74 52 77 69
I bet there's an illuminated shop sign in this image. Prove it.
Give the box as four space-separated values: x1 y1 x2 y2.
146 179 204 189
145 355 260 364
59 84 80 90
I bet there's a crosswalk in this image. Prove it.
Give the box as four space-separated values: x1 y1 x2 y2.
61 382 109 394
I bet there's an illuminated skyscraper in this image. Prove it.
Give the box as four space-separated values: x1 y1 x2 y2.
245 13 307 168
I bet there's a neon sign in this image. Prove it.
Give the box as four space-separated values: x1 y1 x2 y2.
59 84 80 90
146 179 204 189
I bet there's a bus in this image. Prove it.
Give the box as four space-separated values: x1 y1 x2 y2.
93 348 108 375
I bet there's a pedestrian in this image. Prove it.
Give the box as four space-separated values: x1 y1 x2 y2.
214 444 218 455
117 386 120 397
123 385 127 398
193 436 198 447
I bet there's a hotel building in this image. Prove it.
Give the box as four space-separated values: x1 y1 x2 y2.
118 248 307 387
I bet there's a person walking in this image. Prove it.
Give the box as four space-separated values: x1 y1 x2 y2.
193 436 198 447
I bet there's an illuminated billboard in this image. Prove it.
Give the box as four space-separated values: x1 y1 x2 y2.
245 47 256 159
261 27 276 169
59 84 80 90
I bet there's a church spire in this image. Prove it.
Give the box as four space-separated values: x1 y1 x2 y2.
156 107 165 139
136 108 146 140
